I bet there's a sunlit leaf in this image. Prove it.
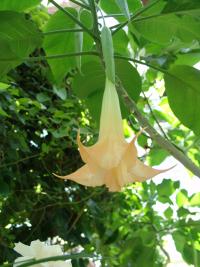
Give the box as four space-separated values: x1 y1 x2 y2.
164 65 200 135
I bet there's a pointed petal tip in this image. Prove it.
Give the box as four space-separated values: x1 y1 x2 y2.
52 172 68 180
133 127 146 142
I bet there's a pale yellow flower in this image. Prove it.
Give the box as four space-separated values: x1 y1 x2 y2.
14 240 72 267
55 79 170 191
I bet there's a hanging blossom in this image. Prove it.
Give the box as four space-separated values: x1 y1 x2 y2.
13 240 72 267
54 78 172 191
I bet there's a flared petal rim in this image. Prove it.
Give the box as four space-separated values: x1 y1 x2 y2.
53 164 105 187
77 131 127 170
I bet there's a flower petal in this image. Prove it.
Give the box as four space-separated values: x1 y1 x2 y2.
78 133 127 169
99 79 124 141
14 242 32 257
53 164 104 187
131 159 169 182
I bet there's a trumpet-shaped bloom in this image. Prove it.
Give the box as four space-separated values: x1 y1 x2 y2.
54 79 171 191
13 240 72 267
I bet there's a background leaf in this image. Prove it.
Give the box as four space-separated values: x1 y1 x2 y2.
0 0 40 11
133 14 200 45
72 59 141 122
0 11 42 78
164 65 200 135
43 8 93 84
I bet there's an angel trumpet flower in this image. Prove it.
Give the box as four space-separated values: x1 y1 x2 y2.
54 79 171 191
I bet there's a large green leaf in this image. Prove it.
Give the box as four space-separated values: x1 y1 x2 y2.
43 8 93 84
113 30 129 55
0 11 42 78
175 51 200 66
43 8 78 84
72 59 141 122
164 65 200 135
133 14 200 45
162 0 200 13
0 0 40 11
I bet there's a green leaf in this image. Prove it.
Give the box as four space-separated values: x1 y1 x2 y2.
36 93 50 102
113 30 129 55
0 82 10 92
157 179 175 197
173 230 186 253
43 8 93 84
162 0 200 14
72 59 141 122
51 126 69 138
133 14 200 45
0 0 40 11
140 227 156 247
0 107 9 117
190 193 200 206
0 180 9 196
183 243 200 265
115 0 130 20
164 206 173 218
100 0 142 22
147 148 169 166
53 87 67 100
176 189 189 207
104 229 119 245
43 8 78 84
164 65 200 135
0 11 42 78
175 51 200 66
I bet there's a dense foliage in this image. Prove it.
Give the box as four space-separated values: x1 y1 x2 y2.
0 0 200 266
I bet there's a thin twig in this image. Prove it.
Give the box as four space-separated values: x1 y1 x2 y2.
158 243 170 265
67 207 85 235
44 28 84 35
114 54 167 74
0 51 99 62
0 153 40 168
141 89 169 140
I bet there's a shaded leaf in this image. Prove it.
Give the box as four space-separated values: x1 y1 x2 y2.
133 14 200 45
72 59 141 122
0 11 42 78
43 8 78 84
0 0 40 11
43 8 93 84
